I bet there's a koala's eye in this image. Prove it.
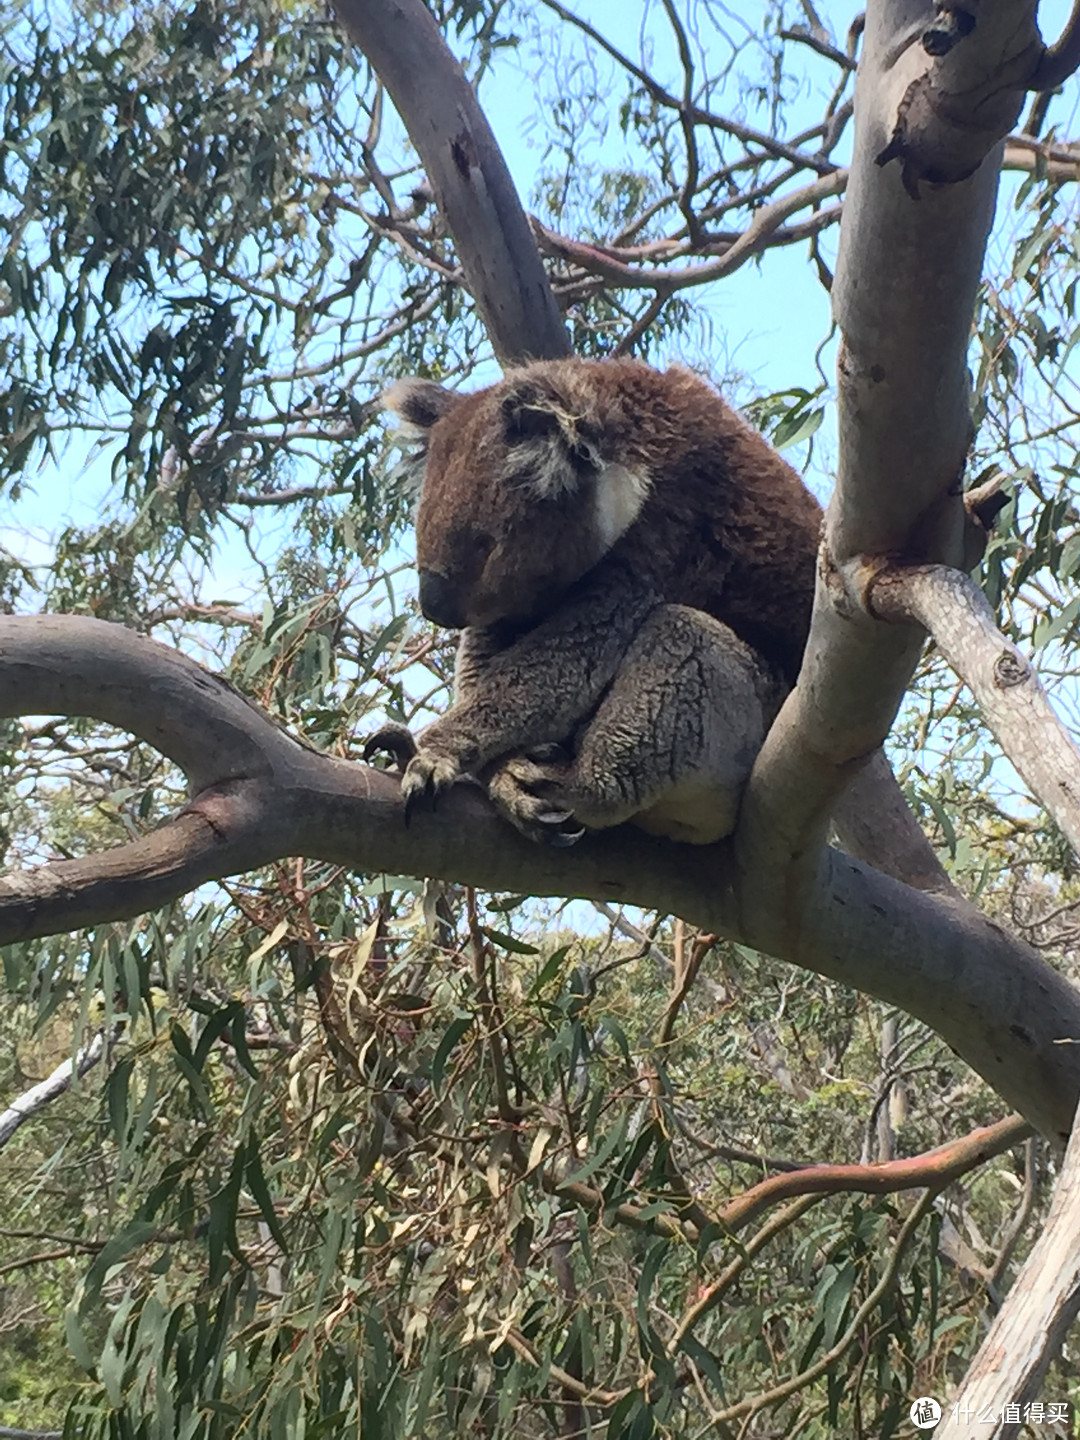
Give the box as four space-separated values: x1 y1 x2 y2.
451 527 495 569
502 396 561 444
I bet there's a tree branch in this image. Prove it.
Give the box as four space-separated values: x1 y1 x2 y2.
0 1029 111 1149
1031 0 1080 91
330 0 570 365
717 1113 1031 1234
673 1115 1027 1349
734 0 1028 936
3 615 1080 1142
872 564 1080 857
951 1099 1080 1438
531 171 847 290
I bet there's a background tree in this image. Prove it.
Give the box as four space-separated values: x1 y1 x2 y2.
3 0 1080 1435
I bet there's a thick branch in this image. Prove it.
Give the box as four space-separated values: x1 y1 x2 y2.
718 1113 1030 1233
3 616 1080 1142
331 0 570 365
734 0 1023 926
873 564 1080 857
951 1098 1080 1438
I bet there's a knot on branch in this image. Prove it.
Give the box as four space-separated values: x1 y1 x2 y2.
993 650 1031 689
876 70 1028 197
922 6 975 59
875 5 1045 199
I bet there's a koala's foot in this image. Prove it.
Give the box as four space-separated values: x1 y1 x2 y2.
363 724 464 822
399 750 466 820
487 749 586 847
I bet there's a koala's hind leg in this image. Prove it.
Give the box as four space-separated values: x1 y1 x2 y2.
488 606 783 846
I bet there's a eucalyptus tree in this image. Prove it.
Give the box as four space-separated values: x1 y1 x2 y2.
3 1 1080 1435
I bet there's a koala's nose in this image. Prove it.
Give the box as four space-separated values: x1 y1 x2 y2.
418 569 466 630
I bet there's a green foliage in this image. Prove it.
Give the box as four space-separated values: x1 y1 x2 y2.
0 903 1034 1438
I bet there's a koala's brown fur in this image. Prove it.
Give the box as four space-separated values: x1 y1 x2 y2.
375 358 823 845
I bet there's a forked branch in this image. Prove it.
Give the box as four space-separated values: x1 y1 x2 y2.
3 614 1080 1142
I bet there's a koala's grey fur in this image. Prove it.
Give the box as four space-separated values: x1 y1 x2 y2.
371 357 824 846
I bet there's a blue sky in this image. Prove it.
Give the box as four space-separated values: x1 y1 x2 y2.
3 0 1078 585
1 0 846 576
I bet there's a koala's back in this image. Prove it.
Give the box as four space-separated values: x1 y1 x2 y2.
567 362 823 684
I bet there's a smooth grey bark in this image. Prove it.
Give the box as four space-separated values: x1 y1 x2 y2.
874 565 1080 857
331 0 571 366
2 615 1079 1143
0 1028 109 1148
736 0 1029 909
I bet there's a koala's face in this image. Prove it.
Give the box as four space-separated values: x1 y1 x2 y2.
383 368 649 631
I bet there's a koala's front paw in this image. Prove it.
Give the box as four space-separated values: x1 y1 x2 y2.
363 722 419 771
399 749 465 820
488 750 586 847
363 724 464 822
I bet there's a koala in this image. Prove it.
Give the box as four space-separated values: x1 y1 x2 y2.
367 357 823 846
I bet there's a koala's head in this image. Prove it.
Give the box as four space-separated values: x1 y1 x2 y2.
382 363 650 631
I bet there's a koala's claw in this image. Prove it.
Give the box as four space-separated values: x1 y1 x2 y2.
536 808 575 826
535 807 586 845
399 751 464 824
364 725 465 823
363 723 419 771
487 755 587 846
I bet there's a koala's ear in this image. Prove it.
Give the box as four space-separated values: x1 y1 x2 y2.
381 378 459 434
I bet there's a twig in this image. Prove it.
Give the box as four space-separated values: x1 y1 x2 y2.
466 890 519 1129
0 1030 112 1148
591 901 671 973
503 1327 625 1407
658 931 717 1048
0 1248 84 1278
695 1191 937 1432
671 1194 821 1351
537 0 841 175
532 172 846 290
612 291 668 357
661 0 705 246
986 1136 1038 1297
779 26 856 70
